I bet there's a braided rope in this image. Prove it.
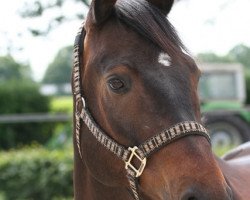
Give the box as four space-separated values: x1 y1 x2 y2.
139 121 209 158
127 169 140 200
79 105 130 161
73 22 85 159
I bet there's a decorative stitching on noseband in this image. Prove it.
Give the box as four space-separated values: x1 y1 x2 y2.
72 22 210 200
139 121 209 158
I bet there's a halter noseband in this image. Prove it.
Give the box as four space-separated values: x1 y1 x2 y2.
73 22 210 200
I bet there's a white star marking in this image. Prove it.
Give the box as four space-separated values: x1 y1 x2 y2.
158 52 171 67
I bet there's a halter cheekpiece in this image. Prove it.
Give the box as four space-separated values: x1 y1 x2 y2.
72 22 210 200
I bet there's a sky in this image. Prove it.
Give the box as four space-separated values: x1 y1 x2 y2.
1 0 250 81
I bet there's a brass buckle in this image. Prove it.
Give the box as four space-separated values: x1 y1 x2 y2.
125 146 147 178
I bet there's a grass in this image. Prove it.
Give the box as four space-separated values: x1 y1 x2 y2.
0 193 5 200
213 145 235 157
50 96 73 114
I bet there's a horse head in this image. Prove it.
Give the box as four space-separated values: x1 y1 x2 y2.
72 0 233 199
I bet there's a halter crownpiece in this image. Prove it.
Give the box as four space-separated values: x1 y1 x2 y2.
72 22 210 200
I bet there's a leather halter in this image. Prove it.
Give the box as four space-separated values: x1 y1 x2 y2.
72 22 210 200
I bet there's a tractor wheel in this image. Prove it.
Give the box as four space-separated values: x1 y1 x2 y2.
204 115 250 151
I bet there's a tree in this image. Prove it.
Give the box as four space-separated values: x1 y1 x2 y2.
42 46 73 84
197 52 233 63
0 56 53 149
228 44 250 69
19 0 234 36
197 44 250 68
0 55 32 82
19 0 89 36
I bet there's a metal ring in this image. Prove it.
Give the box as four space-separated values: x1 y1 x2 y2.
81 97 86 108
75 97 85 117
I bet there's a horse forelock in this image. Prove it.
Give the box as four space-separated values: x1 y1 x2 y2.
115 0 189 59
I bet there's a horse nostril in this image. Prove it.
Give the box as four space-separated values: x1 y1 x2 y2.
187 197 198 200
181 186 232 200
183 196 198 200
181 189 200 200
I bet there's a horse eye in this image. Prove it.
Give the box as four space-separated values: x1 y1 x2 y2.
108 78 125 91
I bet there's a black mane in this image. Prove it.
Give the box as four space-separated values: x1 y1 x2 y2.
115 0 188 58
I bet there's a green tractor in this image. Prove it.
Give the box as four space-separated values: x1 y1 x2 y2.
199 63 250 150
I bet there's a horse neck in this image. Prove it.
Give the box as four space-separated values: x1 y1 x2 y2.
73 142 131 200
215 156 245 200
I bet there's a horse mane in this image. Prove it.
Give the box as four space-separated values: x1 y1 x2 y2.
115 0 188 58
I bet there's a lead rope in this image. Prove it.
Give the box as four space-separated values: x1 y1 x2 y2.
73 22 210 200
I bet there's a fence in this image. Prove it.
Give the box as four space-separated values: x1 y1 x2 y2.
0 113 71 124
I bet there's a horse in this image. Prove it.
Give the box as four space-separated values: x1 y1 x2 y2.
71 0 250 199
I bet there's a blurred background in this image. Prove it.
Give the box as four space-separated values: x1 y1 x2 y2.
0 0 250 199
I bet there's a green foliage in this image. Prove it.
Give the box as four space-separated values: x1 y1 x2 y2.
47 122 73 150
228 44 250 69
0 81 49 113
50 96 73 114
46 96 73 150
19 0 89 36
213 146 234 157
0 55 32 82
197 52 233 63
0 80 54 150
43 46 73 84
20 0 89 18
198 44 250 69
0 147 73 200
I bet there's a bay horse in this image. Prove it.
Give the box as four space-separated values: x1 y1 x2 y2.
72 0 250 199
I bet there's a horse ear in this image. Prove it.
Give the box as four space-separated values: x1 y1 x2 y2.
147 0 174 15
90 0 117 24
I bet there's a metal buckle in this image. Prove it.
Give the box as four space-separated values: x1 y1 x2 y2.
125 146 147 178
